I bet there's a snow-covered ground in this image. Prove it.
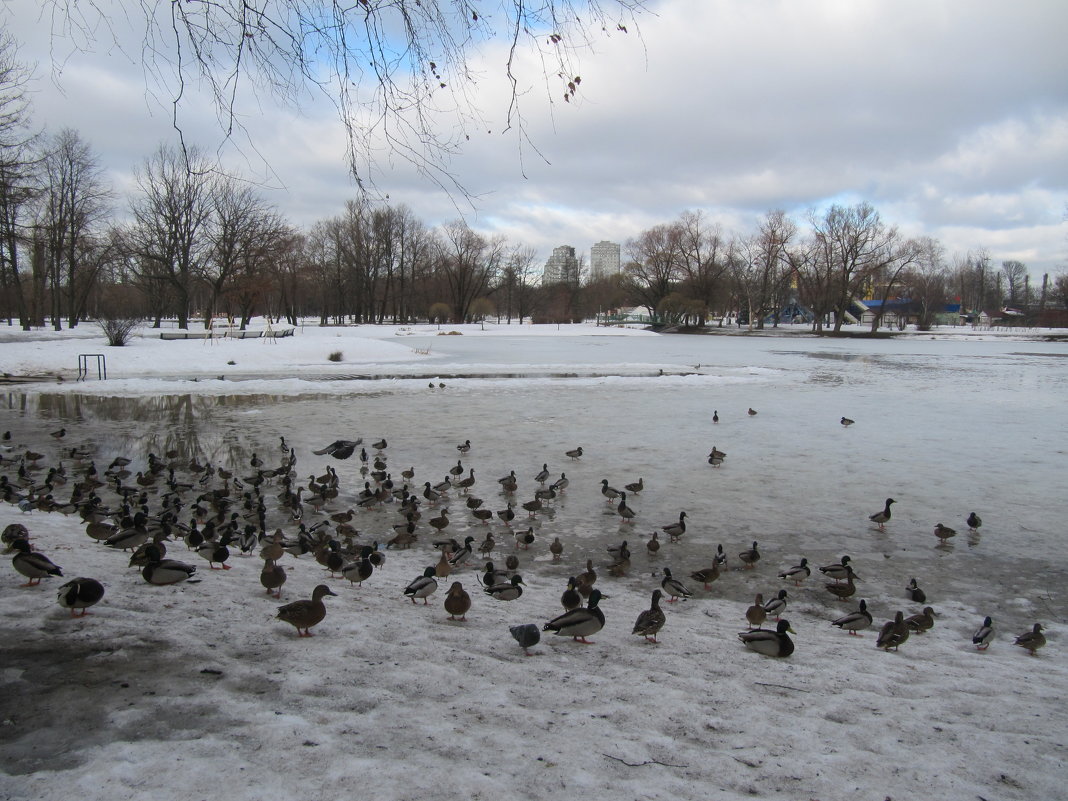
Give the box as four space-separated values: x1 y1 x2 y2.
1 321 1066 801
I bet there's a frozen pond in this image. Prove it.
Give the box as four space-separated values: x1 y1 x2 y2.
4 333 1067 621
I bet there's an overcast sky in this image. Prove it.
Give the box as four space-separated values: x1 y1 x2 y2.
5 0 1067 274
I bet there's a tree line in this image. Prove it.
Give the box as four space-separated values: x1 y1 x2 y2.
1 39 1063 333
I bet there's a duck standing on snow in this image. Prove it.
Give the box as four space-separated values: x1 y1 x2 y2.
11 539 63 586
738 541 760 569
404 567 439 605
967 512 982 533
632 589 666 643
934 523 956 544
832 599 873 636
778 558 810 586
662 511 687 543
141 544 197 585
738 619 795 657
869 497 896 531
56 577 105 616
484 574 525 601
745 593 767 630
260 559 287 598
660 567 692 603
544 588 605 644
824 565 859 601
906 577 927 603
972 616 995 651
876 611 910 651
819 555 854 583
905 606 936 633
277 584 337 636
1014 623 1045 655
444 582 471 620
763 589 788 621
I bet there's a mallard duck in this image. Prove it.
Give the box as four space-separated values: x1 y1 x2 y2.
600 479 621 502
141 544 197 585
560 577 581 611
514 527 535 550
841 416 854 427
934 523 956 543
748 407 758 416
876 611 910 651
534 464 550 483
662 511 687 543
496 504 515 526
1014 623 1045 655
551 473 569 492
905 606 936 632
745 592 767 629
341 550 374 586
763 589 789 620
778 558 810 586
576 559 596 597
196 534 233 570
311 440 362 459
56 577 105 616
624 477 644 494
906 577 927 603
646 531 660 557
371 438 387 451
738 541 760 569
632 589 666 643
477 533 495 558
510 623 541 655
456 439 471 454
819 555 854 583
832 599 873 636
690 559 720 590
484 574 525 601
661 567 692 602
444 582 471 620
521 498 542 517
428 508 450 533
404 566 439 605
277 584 337 636
607 542 631 577
471 507 493 524
565 446 583 460
966 512 982 533
448 536 475 567
11 539 63 586
869 497 896 531
543 588 605 643
616 492 636 523
972 616 994 651
712 410 719 423
825 565 859 601
260 559 287 598
738 619 795 657
549 537 563 561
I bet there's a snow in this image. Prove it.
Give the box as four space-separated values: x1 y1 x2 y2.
1 320 1067 801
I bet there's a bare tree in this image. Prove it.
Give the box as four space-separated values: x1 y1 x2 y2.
904 237 947 331
0 33 39 329
675 209 730 325
123 145 217 328
434 220 504 322
43 1 645 196
734 210 796 330
624 223 682 317
497 245 543 324
36 128 114 328
1001 260 1028 308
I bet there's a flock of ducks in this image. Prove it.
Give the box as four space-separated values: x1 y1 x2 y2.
0 414 1049 660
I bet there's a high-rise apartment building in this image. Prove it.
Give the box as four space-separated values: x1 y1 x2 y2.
542 245 580 286
590 240 621 280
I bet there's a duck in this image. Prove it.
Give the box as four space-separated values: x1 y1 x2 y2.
514 527 535 550
484 574 525 601
966 512 982 533
600 479 621 502
1014 623 1046 655
549 537 563 561
428 508 450 534
496 504 516 526
560 577 582 611
196 534 233 570
972 616 995 651
712 410 719 423
778 558 810 586
141 544 197 585
876 611 910 651
543 588 605 643
341 550 374 586
869 497 896 531
434 548 453 579
477 533 495 558
444 582 471 620
607 542 631 577
906 577 927 603
745 593 767 630
662 511 687 543
748 407 758 416
632 589 666 643
447 536 475 567
534 464 550 483
456 439 471 454
616 492 636 523
371 439 387 451
311 440 361 459
11 539 63 586
824 565 859 601
738 619 795 657
471 507 493 524
934 523 956 543
404 566 439 605
565 446 583 460
277 584 337 636
832 599 873 636
624 477 644 494
840 416 854 427
509 623 541 656
260 559 287 598
520 497 542 517
56 577 105 616
738 541 760 569
819 555 854 583
575 559 596 597
905 606 936 633
763 589 789 621
660 567 692 603
449 460 465 479
690 559 720 590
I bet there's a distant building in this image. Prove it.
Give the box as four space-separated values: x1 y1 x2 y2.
590 241 621 281
542 245 580 286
